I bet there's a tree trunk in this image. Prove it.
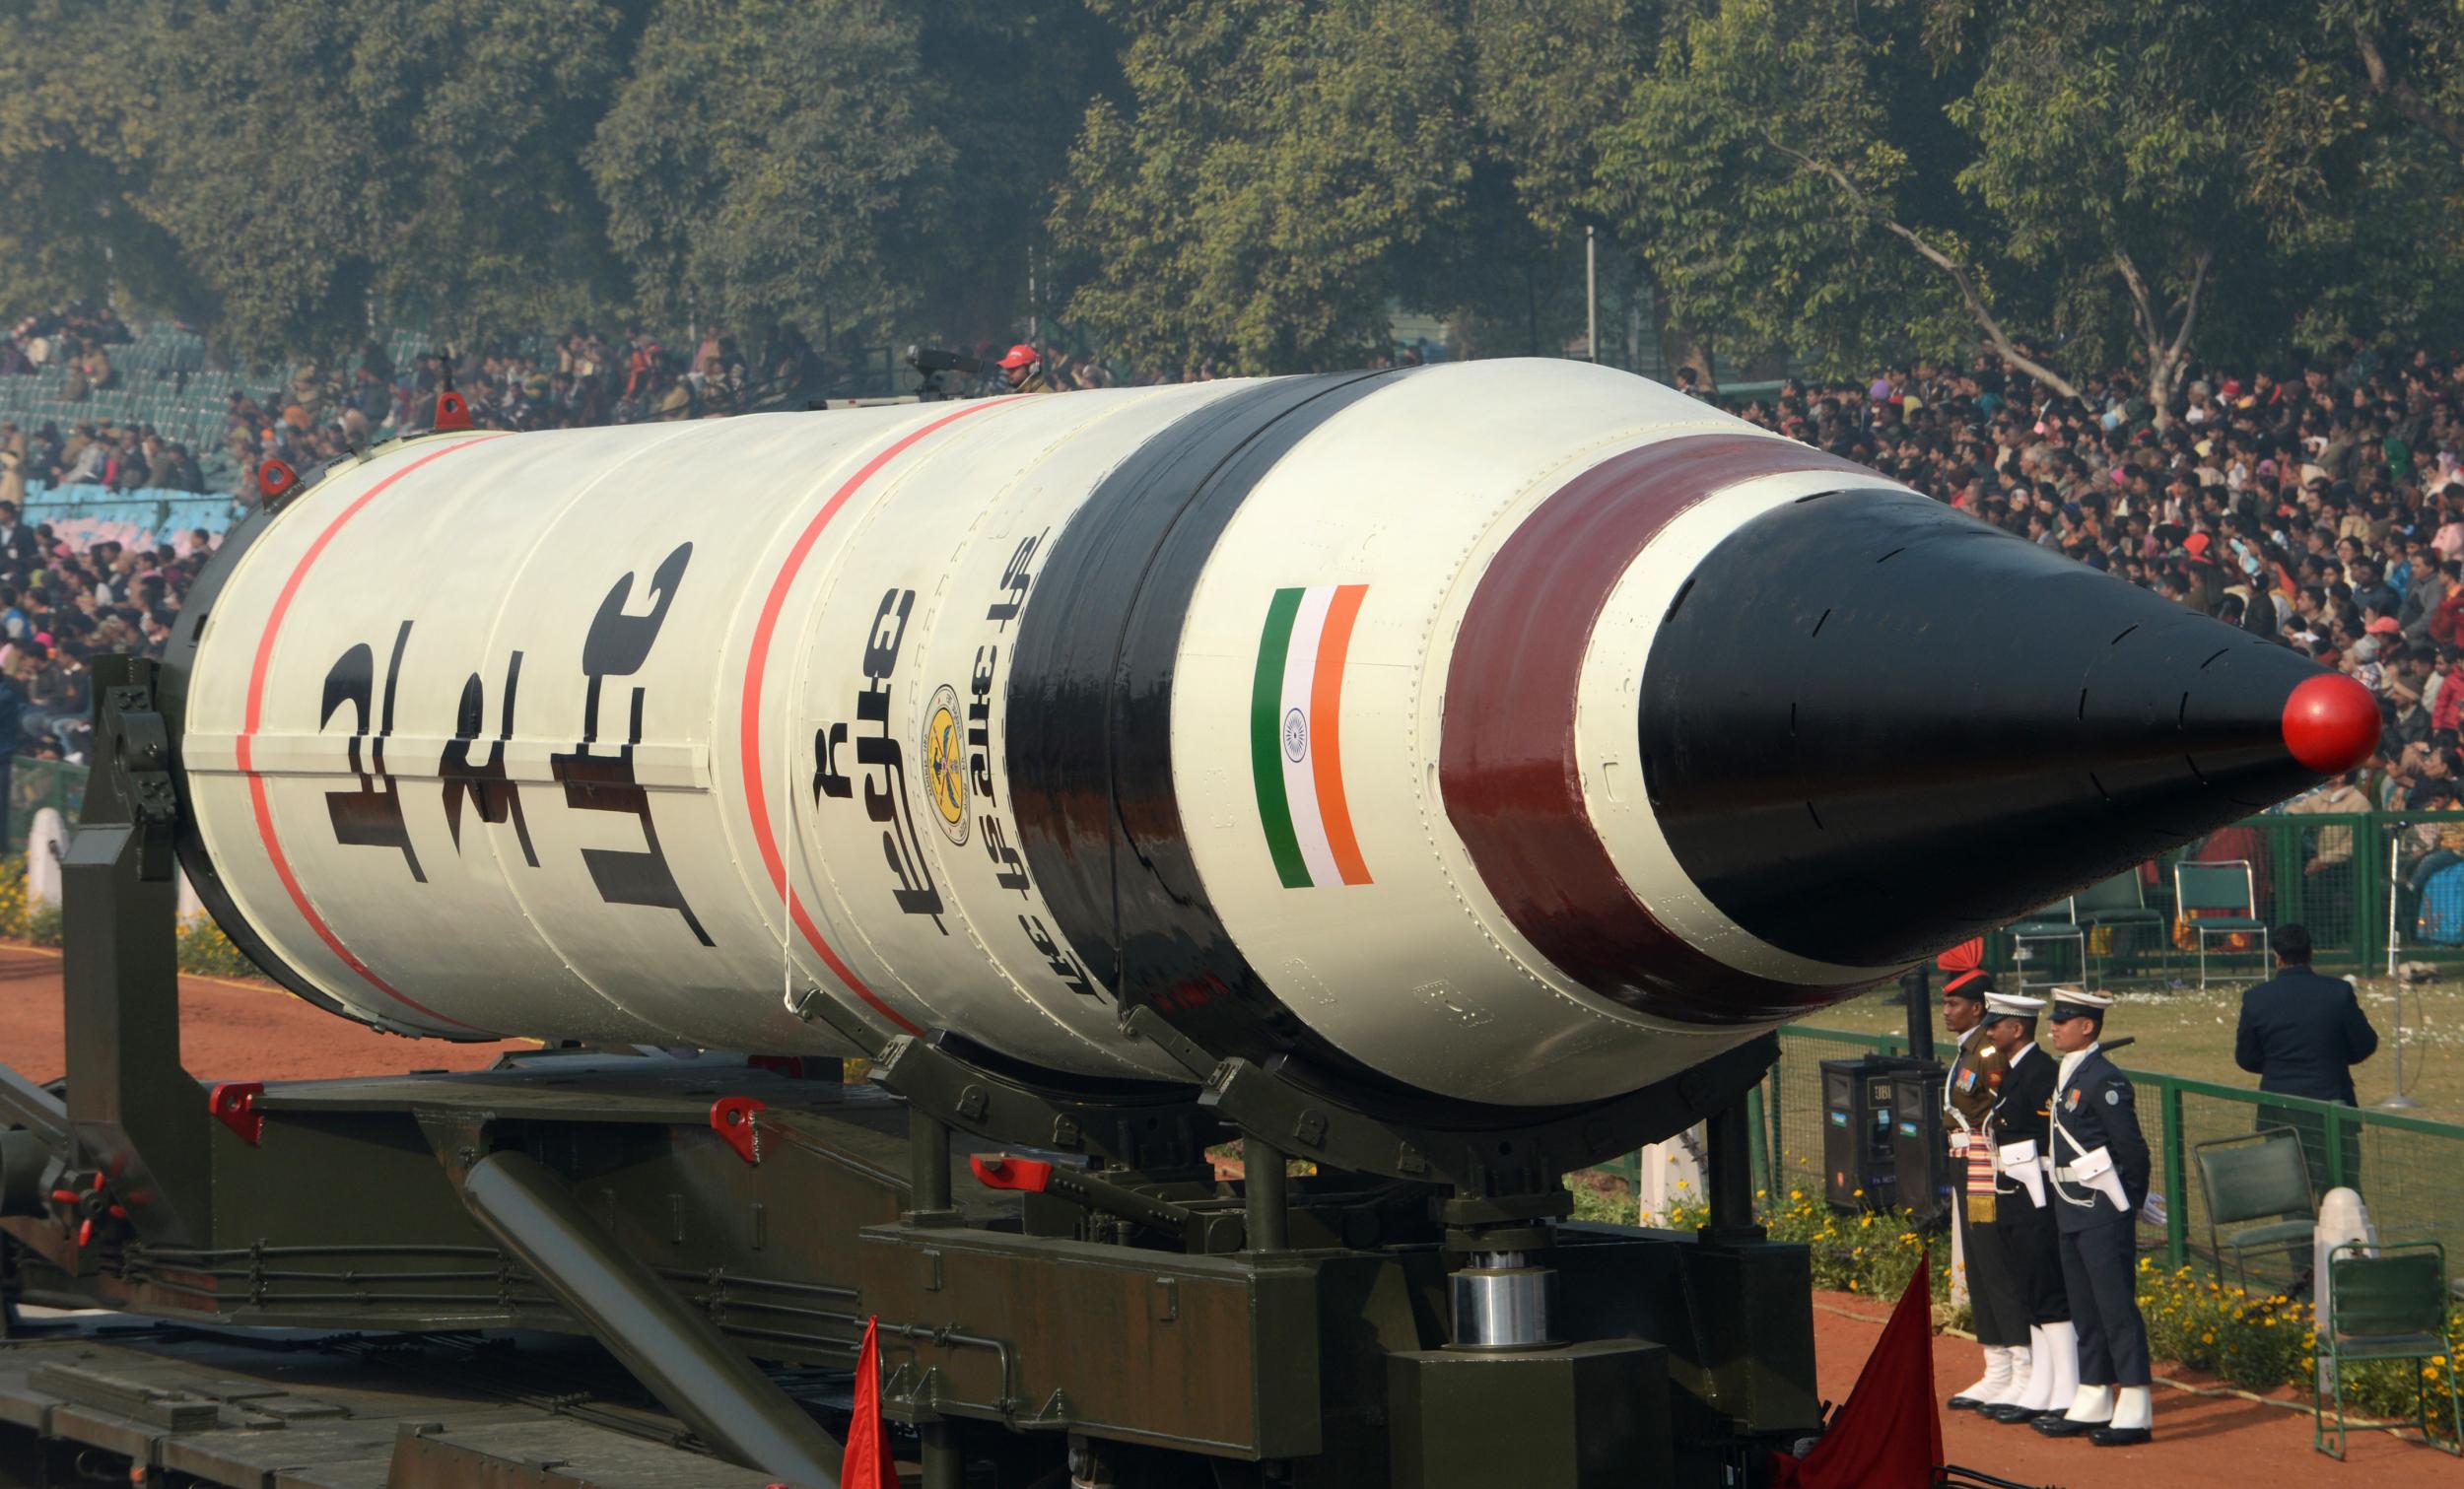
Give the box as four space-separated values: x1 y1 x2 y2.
1651 279 1715 390
2113 247 2212 432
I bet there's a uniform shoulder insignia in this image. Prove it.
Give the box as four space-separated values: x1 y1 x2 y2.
2105 1086 2123 1105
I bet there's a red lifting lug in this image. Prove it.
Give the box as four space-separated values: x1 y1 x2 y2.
48 1187 78 1206
970 1154 1056 1193
258 457 298 502
210 1082 266 1145
433 388 473 432
710 1096 766 1165
107 1204 127 1220
75 1218 93 1248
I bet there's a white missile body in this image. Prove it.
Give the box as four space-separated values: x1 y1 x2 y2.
171 359 2355 1111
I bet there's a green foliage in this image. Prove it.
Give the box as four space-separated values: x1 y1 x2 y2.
1054 0 1473 374
1589 0 1980 377
130 0 642 359
175 912 264 980
0 0 2452 380
588 0 949 347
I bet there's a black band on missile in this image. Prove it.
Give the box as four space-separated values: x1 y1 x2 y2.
1638 487 2338 968
1005 369 1426 1101
158 501 367 1026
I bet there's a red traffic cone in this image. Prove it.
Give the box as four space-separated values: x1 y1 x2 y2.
842 1316 897 1489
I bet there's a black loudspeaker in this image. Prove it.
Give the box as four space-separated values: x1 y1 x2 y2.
1887 1064 1953 1228
1819 1054 1945 1215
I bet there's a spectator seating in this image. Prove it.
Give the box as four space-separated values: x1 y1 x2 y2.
2175 859 2268 987
2314 1240 2462 1459
2004 895 2086 992
2194 1127 2318 1294
2076 869 2167 983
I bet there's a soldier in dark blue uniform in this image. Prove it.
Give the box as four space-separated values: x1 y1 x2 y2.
2032 988 2156 1447
1977 992 2078 1426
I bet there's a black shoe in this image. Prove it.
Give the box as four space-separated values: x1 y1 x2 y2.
1948 1394 1986 1411
2089 1426 2153 1447
1985 1403 2045 1423
2032 1414 2105 1438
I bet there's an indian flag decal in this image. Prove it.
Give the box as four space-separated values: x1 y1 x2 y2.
1250 584 1373 888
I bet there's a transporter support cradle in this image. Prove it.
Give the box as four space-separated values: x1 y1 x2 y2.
0 658 1821 1488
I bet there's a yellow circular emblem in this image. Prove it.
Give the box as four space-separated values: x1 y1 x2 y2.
923 685 969 846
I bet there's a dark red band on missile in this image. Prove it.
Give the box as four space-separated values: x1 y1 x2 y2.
738 398 1017 1039
1006 370 1436 1101
1441 433 1879 1025
235 437 502 1034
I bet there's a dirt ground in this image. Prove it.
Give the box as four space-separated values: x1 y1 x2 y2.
1812 1288 2460 1486
0 943 532 1083
6 941 2450 1480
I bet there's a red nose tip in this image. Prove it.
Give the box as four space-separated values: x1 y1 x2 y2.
2281 673 2380 775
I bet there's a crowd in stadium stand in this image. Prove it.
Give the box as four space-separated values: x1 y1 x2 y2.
1724 346 2464 830
1 304 2459 816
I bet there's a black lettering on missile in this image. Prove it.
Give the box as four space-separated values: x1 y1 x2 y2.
810 723 851 800
841 587 946 933
440 651 538 866
320 622 426 882
981 814 1030 898
967 645 997 800
549 543 713 946
985 530 1044 630
1019 913 1095 998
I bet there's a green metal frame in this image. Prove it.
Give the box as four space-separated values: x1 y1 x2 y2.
2190 1127 2315 1293
2313 1240 2463 1461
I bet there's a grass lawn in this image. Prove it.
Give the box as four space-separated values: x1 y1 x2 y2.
1798 972 2464 1127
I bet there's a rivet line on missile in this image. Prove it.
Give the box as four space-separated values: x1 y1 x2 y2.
235 434 506 1033
737 397 1020 1038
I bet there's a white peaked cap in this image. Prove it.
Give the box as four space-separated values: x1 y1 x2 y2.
2048 986 2115 1018
1984 991 2045 1017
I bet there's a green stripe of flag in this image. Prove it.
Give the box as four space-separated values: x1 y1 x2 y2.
1250 587 1311 888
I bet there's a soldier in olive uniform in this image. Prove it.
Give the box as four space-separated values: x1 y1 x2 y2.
1941 970 2032 1410
1976 992 2078 1426
2033 989 2156 1447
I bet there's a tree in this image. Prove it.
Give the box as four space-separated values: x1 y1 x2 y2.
588 0 952 352
1052 0 1473 375
1589 0 1983 383
0 1 189 318
2345 0 2464 159
130 0 641 361
1941 0 2290 420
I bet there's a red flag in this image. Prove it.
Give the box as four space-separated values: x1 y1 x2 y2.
842 1316 897 1489
1767 1256 1942 1489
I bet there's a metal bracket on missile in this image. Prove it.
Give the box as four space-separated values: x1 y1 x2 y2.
868 1032 1221 1174
1123 1006 1779 1196
54 657 212 1246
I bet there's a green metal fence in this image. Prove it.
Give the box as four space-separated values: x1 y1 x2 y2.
4 757 87 859
1977 808 2464 984
1766 1027 2464 1285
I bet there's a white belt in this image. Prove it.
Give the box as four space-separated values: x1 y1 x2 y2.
2054 1147 2132 1212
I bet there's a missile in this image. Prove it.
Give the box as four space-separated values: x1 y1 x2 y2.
162 361 2375 1115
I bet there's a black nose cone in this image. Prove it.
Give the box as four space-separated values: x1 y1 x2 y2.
1639 488 2379 968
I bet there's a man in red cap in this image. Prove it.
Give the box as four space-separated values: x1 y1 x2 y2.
997 343 1060 394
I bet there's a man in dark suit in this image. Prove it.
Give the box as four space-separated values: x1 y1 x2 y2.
2235 922 2378 1195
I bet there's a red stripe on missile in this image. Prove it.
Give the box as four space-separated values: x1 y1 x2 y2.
1440 433 1879 1024
238 437 502 1032
738 400 1015 1038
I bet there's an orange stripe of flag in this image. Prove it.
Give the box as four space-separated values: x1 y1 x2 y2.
1310 583 1372 885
